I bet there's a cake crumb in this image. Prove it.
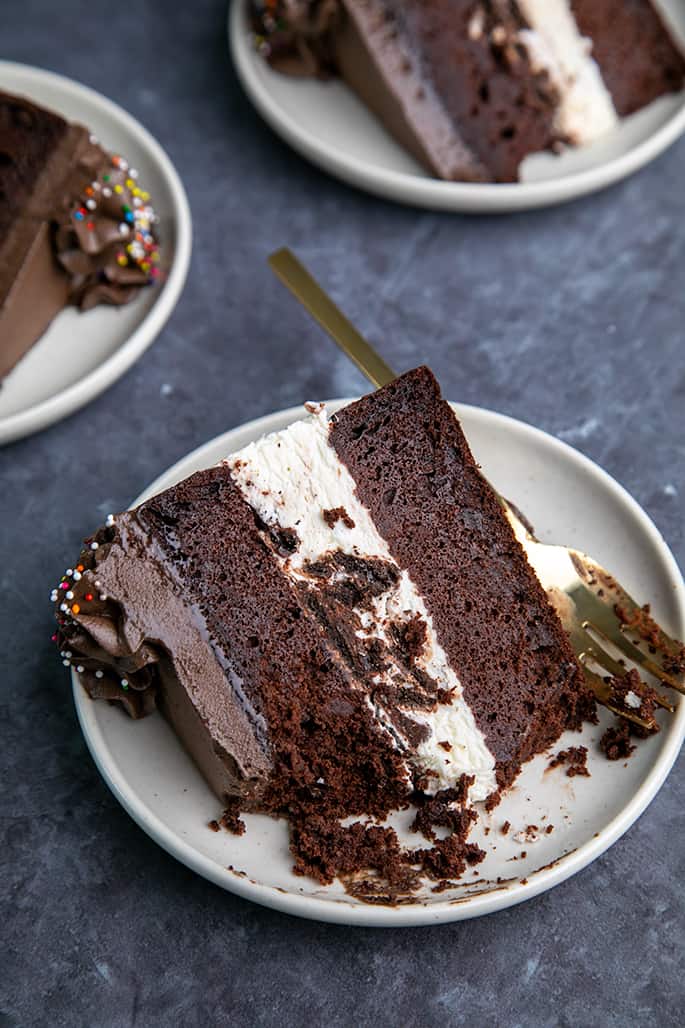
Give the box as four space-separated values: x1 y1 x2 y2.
604 670 660 737
600 722 637 761
208 819 220 833
501 820 511 835
220 802 246 836
548 746 590 777
322 506 356 530
545 824 554 834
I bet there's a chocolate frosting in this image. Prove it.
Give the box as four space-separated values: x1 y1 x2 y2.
0 91 161 378
250 0 342 75
53 513 272 798
52 146 160 310
53 525 161 719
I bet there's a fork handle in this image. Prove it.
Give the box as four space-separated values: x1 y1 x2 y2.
268 248 397 390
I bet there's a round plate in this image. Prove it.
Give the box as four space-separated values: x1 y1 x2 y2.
229 0 685 213
71 402 685 925
0 63 192 446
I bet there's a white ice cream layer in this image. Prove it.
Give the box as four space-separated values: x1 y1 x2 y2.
517 0 618 145
226 406 497 801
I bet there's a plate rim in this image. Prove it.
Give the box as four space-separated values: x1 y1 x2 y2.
228 0 685 213
71 399 685 926
0 61 193 446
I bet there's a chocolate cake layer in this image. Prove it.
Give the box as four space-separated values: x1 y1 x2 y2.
364 0 562 183
0 95 75 377
329 367 594 788
57 467 410 819
55 368 596 886
0 91 160 380
251 0 685 182
570 0 685 116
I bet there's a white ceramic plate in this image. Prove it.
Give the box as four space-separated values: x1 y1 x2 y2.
0 63 192 446
228 0 685 212
71 401 685 926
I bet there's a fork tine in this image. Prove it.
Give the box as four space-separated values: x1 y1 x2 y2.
560 622 666 725
580 666 659 731
584 622 678 707
569 578 685 695
570 552 685 692
579 631 674 712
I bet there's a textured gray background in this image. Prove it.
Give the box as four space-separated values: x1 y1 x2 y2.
2 2 684 1026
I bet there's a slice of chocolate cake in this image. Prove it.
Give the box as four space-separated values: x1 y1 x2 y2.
54 367 595 887
0 91 161 381
250 0 685 182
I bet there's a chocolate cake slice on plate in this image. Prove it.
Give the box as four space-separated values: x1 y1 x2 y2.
250 0 685 182
0 91 160 381
54 367 596 888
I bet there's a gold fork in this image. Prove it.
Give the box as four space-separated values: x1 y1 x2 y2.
268 247 685 732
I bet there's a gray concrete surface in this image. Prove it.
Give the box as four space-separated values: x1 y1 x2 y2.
2 2 684 1025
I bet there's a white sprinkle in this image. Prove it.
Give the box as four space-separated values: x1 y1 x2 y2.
92 180 101 192
102 187 112 198
624 691 642 709
65 651 72 659
60 603 68 613
63 659 71 667
160 383 173 397
89 133 98 144
105 514 115 527
129 168 138 178
66 591 74 600
72 571 81 582
664 483 677 497
76 665 84 674
121 678 129 687
99 593 108 601
95 581 102 588
95 670 104 679
119 158 129 171
90 541 99 551
86 199 96 211
60 651 66 658
133 196 142 208
50 591 58 602
468 9 485 39
66 568 73 576
119 223 130 235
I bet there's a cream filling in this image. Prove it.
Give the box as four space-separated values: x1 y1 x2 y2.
226 405 497 802
517 0 618 145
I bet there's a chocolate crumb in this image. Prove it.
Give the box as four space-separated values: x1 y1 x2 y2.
548 746 590 777
322 506 356 530
545 825 554 834
604 669 660 736
220 802 246 836
208 819 220 833
600 721 636 760
501 820 511 835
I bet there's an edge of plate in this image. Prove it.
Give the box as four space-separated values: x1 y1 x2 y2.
0 61 193 446
72 401 685 926
228 0 685 213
